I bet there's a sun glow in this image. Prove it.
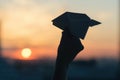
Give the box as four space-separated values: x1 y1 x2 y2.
21 48 32 58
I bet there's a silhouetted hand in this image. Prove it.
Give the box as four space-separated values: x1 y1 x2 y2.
57 30 84 64
53 30 84 80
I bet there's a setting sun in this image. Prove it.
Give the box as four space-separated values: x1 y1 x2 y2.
21 48 32 58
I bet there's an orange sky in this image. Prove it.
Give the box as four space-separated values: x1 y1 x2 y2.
0 0 119 60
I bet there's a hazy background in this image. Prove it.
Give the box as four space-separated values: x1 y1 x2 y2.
0 0 119 60
0 0 119 80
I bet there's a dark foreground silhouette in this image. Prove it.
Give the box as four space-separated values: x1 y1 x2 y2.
52 12 101 80
53 30 84 80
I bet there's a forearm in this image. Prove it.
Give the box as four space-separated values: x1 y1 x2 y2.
53 52 69 80
53 61 68 80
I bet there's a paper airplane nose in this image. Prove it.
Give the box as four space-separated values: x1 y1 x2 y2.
89 19 101 27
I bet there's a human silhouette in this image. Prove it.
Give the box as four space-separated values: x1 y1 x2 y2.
53 30 84 80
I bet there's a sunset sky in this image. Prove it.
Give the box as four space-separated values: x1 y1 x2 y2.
0 0 119 60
